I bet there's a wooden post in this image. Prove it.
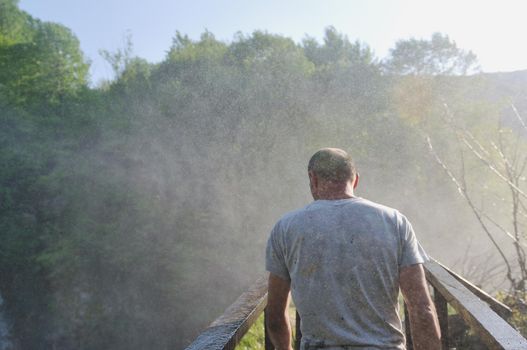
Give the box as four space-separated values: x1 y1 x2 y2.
295 311 302 350
434 287 449 350
264 308 273 350
404 302 413 350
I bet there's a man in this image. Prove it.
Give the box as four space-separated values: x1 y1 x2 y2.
265 148 441 350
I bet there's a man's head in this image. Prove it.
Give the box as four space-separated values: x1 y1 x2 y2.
307 148 359 200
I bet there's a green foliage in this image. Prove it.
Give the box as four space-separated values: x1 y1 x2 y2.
0 0 32 45
0 4 89 107
100 35 132 75
384 32 479 75
497 291 527 337
303 26 375 68
236 314 265 350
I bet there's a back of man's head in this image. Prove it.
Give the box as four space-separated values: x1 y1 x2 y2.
308 148 356 183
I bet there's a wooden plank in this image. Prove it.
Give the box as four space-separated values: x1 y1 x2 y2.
185 276 268 350
434 259 512 319
433 287 449 350
424 260 527 350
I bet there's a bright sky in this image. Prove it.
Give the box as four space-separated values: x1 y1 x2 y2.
19 0 527 85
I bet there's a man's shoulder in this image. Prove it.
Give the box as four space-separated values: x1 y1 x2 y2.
273 198 408 231
278 198 402 221
275 203 313 226
357 198 402 216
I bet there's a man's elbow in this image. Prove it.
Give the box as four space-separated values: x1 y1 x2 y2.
407 299 437 316
408 300 440 329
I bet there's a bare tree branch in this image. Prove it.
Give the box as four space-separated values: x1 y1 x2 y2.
480 211 527 247
441 103 527 199
460 137 527 199
432 101 527 293
490 140 513 171
426 135 515 279
511 103 527 134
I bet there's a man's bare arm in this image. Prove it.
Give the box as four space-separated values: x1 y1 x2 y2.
400 264 441 350
266 273 293 350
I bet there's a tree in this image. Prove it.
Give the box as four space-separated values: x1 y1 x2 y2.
0 0 32 45
0 6 89 107
427 103 527 296
302 26 375 68
99 32 135 81
301 27 383 115
383 32 479 75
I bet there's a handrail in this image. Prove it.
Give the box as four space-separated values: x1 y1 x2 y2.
185 259 527 350
434 259 512 319
185 276 268 350
422 259 527 349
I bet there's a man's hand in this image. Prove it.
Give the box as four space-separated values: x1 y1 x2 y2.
400 264 441 350
266 273 293 350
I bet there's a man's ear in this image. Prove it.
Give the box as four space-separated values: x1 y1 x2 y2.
353 173 360 189
308 170 317 186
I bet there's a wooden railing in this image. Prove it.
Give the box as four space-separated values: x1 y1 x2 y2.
185 259 527 350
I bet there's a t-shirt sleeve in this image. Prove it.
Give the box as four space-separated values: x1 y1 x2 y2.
398 213 429 268
265 221 290 281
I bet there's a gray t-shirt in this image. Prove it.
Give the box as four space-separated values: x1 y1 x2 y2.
266 197 428 350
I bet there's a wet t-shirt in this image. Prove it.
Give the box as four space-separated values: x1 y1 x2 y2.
265 197 428 350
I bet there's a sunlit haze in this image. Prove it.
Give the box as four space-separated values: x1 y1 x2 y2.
3 0 527 348
19 0 527 84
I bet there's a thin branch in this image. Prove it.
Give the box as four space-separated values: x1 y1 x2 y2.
512 129 521 170
426 136 465 197
490 140 513 172
443 103 493 158
441 102 527 199
426 135 514 279
460 137 527 199
511 103 527 134
480 211 527 247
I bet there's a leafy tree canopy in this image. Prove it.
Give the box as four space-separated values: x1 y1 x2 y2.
0 1 89 107
302 26 375 68
383 32 479 75
0 0 33 45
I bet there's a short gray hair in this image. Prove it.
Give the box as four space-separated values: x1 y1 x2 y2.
308 148 356 183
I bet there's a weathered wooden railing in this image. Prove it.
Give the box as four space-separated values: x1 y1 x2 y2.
185 259 527 350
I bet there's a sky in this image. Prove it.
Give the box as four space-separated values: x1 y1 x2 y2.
19 0 527 85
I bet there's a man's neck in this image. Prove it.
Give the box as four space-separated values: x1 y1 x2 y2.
315 188 355 200
312 178 357 200
316 195 355 200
